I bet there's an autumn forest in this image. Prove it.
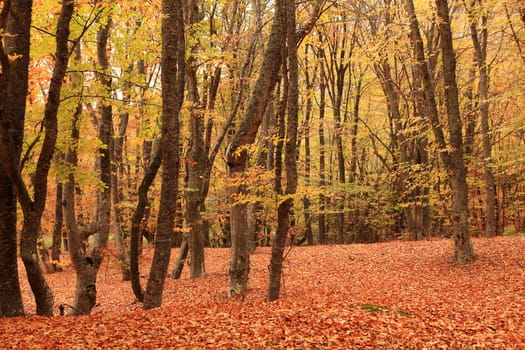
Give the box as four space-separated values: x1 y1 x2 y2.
0 0 524 347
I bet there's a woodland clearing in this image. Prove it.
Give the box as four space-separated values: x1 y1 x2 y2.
1 236 524 349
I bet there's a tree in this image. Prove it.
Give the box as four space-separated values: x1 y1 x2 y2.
0 0 32 317
0 0 81 316
225 1 284 296
404 0 475 262
435 0 475 261
58 4 111 315
464 0 497 237
92 4 113 271
62 98 99 316
267 0 299 301
143 0 185 309
130 143 162 301
318 14 356 244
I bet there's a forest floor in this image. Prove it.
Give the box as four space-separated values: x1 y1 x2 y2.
1 236 524 349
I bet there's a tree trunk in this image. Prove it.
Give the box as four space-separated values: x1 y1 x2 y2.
318 73 327 244
186 110 206 278
0 0 31 318
267 0 299 302
466 0 497 237
112 68 131 281
435 0 475 262
1 0 75 316
130 143 162 302
92 13 113 270
302 51 314 245
63 103 98 316
405 0 474 262
225 0 284 296
171 238 189 279
0 34 24 304
143 0 185 310
182 0 207 278
0 180 24 317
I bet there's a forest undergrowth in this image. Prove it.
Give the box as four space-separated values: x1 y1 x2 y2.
1 236 524 349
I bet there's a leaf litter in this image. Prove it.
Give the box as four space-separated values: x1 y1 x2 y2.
1 236 524 349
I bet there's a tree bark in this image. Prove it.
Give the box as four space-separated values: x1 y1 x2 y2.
183 0 206 278
466 0 497 237
435 0 475 262
143 0 185 310
318 73 327 244
405 0 474 262
185 109 206 278
0 0 75 316
0 0 28 317
267 0 299 302
63 103 98 316
225 1 284 296
130 143 162 302
302 49 314 245
92 11 112 270
111 63 132 280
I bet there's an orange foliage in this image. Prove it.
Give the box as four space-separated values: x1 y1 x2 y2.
2 237 524 348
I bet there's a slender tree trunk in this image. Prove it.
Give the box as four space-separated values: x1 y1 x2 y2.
92 12 113 270
248 103 274 251
143 0 185 310
112 68 131 280
268 0 299 302
302 53 314 245
183 0 206 278
225 1 284 296
129 144 162 302
274 80 287 196
466 0 497 237
318 74 327 244
186 109 206 278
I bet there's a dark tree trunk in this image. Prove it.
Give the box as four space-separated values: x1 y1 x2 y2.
274 80 287 197
267 0 299 302
318 73 327 244
143 0 185 310
435 0 474 262
302 51 314 245
319 20 355 245
1 0 76 316
130 144 162 302
405 0 474 262
0 0 32 318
